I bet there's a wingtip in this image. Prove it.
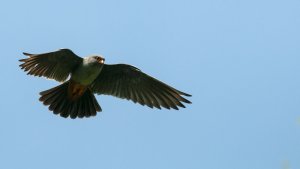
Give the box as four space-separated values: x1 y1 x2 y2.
23 52 33 57
185 93 192 97
181 92 192 97
178 91 192 104
181 97 192 104
175 89 192 97
18 58 25 62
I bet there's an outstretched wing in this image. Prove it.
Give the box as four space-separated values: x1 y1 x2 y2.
19 48 82 82
91 64 191 110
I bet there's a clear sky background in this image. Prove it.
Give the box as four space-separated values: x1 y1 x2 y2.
0 0 299 169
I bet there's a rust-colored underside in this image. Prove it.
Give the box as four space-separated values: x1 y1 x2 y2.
68 80 87 101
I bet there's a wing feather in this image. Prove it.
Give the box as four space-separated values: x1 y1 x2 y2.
19 49 82 82
91 64 191 110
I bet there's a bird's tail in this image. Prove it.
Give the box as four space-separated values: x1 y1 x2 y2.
39 81 102 119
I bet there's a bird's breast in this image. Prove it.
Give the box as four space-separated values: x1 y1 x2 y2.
71 61 103 85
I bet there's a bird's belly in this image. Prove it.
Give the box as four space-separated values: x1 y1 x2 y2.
71 65 102 85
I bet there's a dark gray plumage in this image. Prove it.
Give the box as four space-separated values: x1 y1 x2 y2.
19 48 192 119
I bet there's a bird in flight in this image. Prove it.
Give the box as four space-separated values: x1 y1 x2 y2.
19 49 192 119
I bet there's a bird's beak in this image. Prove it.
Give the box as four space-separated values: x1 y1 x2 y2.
100 58 105 64
96 57 105 64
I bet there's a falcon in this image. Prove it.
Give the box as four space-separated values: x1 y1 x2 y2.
19 49 192 119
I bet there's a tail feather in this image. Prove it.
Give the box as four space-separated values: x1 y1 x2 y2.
49 88 65 112
91 93 101 112
39 81 102 119
53 93 66 114
40 84 65 105
87 92 97 116
77 99 84 118
69 101 78 119
57 96 68 115
83 93 91 117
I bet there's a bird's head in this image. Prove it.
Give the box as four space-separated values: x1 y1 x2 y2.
93 55 105 64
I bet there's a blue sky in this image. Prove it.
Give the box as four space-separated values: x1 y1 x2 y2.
0 0 299 169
